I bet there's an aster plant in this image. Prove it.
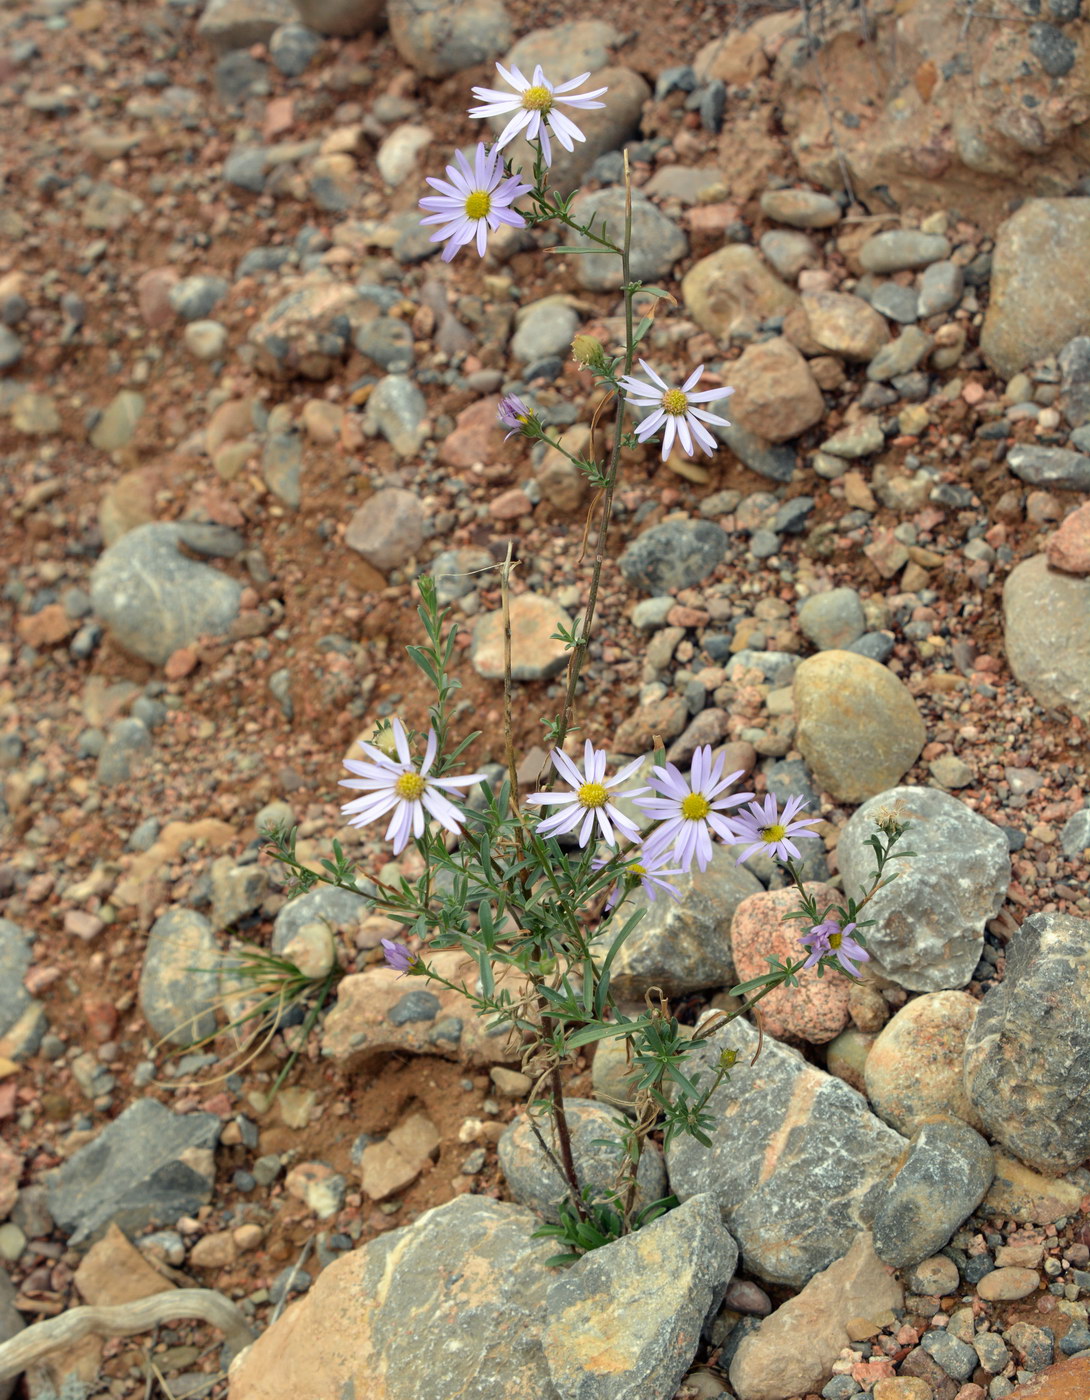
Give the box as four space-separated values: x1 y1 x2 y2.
262 68 915 1263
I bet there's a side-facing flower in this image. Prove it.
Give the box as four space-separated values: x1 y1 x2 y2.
340 716 486 855
730 793 822 864
468 63 607 167
636 745 753 873
526 741 647 848
497 393 538 441
799 919 869 977
418 142 530 262
593 844 684 908
618 361 733 461
381 939 422 975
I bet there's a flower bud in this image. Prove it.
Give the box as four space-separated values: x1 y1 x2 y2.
572 334 608 372
719 1047 738 1072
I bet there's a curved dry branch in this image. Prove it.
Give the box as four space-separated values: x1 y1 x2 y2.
0 1289 255 1383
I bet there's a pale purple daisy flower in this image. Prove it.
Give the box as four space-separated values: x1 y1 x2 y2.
636 745 753 874
498 393 535 440
418 142 531 262
468 63 608 168
618 360 734 461
799 919 869 977
730 793 822 865
381 939 418 975
340 717 487 855
526 741 647 848
593 845 684 909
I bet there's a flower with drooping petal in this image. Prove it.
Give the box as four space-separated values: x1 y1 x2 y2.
497 393 537 441
593 845 684 908
526 741 647 848
799 919 869 977
381 939 421 976
730 793 822 865
635 746 753 873
469 63 608 167
340 717 487 855
618 360 733 461
418 142 531 262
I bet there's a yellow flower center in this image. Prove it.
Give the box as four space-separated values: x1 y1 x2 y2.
395 772 426 801
761 823 787 844
626 862 647 877
577 781 608 809
464 190 492 220
681 793 711 821
662 388 689 416
828 930 843 949
522 84 553 113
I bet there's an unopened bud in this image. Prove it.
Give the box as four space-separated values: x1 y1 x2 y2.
719 1048 738 1072
572 334 608 371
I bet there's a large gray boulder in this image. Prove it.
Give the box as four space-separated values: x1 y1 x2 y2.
837 786 1010 992
1004 553 1090 724
964 912 1090 1175
666 1017 907 1288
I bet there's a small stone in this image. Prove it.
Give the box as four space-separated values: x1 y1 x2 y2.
223 146 267 193
470 595 573 681
864 991 982 1135
168 275 229 323
803 291 890 362
268 21 322 74
977 1267 1040 1302
183 320 229 361
868 282 919 324
388 0 511 79
1004 555 1090 723
566 190 688 291
361 374 427 457
726 336 825 443
798 588 866 651
759 187 841 229
918 261 964 318
344 488 424 572
820 416 885 459
759 230 819 281
906 1254 960 1296
619 519 729 594
190 1230 237 1269
683 245 797 341
930 754 973 789
859 232 952 274
376 123 433 187
868 327 933 383
139 907 220 1047
921 1329 978 1382
90 391 146 452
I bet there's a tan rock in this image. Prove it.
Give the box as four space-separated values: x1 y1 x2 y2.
681 245 797 343
1003 554 1090 723
359 1114 440 1202
825 1026 876 1094
726 337 825 443
1004 1356 1090 1398
1047 502 1090 575
728 1231 902 1400
793 650 926 803
470 594 573 681
864 991 982 1136
16 604 75 649
983 1151 1087 1225
976 1266 1040 1302
74 1223 175 1305
802 290 890 362
190 1229 238 1270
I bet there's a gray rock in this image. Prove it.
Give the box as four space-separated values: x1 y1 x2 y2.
759 230 818 281
1061 808 1090 856
711 420 797 483
819 416 885 459
1006 444 1090 492
227 1195 559 1397
917 261 964 318
0 327 22 371
175 521 247 558
214 49 268 102
96 716 153 786
361 374 427 458
291 0 382 35
1059 335 1090 428
345 487 425 571
1003 553 1090 723
82 182 145 232
619 519 729 594
388 0 512 79
565 190 688 292
964 911 1090 1174
169 275 229 322
837 786 1010 992
224 145 267 192
872 1118 994 1268
727 650 798 687
211 858 269 930
262 432 303 509
1029 20 1076 75
197 0 297 53
590 843 762 1001
798 588 866 651
0 918 45 1061
430 546 496 604
498 1099 667 1224
375 124 433 188
543 1194 736 1400
248 282 363 380
139 907 221 1047
867 282 919 324
354 316 414 371
981 199 1090 378
867 326 933 382
512 300 579 364
858 232 952 274
45 1098 220 1247
921 1329 978 1382
184 320 229 361
90 390 146 451
666 1017 907 1288
504 19 619 80
269 21 322 74
272 884 373 953
91 523 243 666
